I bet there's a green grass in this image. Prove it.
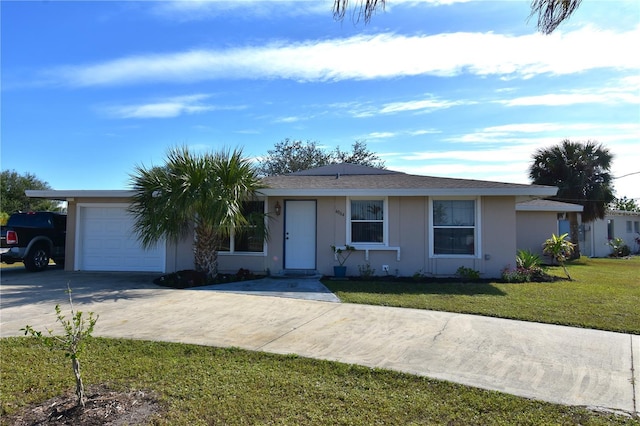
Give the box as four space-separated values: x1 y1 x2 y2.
1 337 637 425
325 257 640 334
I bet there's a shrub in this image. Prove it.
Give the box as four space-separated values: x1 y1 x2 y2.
501 265 548 283
516 249 541 269
455 266 480 281
358 263 375 279
235 268 255 281
608 238 631 257
542 233 575 280
412 269 427 281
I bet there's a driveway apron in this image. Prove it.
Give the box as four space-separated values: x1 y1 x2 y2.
1 268 637 416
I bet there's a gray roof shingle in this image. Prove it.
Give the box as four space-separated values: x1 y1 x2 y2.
260 164 557 197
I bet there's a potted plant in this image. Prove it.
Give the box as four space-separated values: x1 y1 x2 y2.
331 245 356 277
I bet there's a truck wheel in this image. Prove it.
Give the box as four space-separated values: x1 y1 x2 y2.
24 245 50 272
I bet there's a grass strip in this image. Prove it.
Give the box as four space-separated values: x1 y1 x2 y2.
325 257 640 334
1 337 637 425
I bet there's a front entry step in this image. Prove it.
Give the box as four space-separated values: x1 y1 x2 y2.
274 269 322 279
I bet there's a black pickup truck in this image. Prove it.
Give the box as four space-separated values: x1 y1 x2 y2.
0 212 67 271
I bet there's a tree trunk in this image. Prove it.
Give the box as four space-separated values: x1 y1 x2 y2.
194 223 219 280
568 211 581 259
72 357 86 408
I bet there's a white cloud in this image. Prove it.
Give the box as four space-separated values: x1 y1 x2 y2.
47 25 640 87
448 122 640 145
500 75 640 107
501 91 639 107
379 97 470 114
150 0 330 21
150 0 471 21
409 129 441 135
366 132 396 139
103 94 244 119
364 129 441 139
274 116 302 123
346 95 468 118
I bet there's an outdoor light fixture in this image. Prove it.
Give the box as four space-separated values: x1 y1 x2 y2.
275 201 281 216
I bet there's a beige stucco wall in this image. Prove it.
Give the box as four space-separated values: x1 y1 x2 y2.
228 195 517 279
516 210 557 259
480 196 517 275
65 195 520 278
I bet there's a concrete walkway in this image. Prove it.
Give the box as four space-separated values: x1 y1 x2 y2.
1 267 637 416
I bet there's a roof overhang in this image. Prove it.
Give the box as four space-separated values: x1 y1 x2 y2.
258 187 559 197
26 190 135 201
516 200 583 212
28 186 559 200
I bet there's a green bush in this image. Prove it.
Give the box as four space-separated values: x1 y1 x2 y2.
455 266 480 281
501 266 547 283
502 250 549 283
358 263 376 279
542 233 575 280
516 249 541 269
607 238 630 257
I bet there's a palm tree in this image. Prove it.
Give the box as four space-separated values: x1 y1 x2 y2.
333 0 582 34
129 146 266 279
529 140 615 258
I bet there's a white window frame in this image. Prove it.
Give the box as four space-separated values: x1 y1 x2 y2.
347 197 388 247
218 199 267 256
429 197 481 258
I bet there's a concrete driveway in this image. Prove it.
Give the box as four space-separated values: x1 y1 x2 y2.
1 267 638 416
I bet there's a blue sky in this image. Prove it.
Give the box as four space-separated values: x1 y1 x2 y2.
2 0 639 200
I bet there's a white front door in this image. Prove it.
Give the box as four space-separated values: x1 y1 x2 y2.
284 200 316 269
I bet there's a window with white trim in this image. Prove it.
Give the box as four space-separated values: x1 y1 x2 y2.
219 200 265 253
349 199 384 244
432 199 476 256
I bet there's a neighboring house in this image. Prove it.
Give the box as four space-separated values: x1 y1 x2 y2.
515 199 583 259
27 164 558 278
582 210 640 257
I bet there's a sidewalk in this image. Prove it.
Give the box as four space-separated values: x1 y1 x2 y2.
1 268 637 416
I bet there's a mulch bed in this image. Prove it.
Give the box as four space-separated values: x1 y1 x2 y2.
4 385 162 425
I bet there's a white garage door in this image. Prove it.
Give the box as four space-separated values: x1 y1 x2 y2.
78 205 165 272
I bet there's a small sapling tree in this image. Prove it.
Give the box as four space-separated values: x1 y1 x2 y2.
21 283 98 408
542 233 575 280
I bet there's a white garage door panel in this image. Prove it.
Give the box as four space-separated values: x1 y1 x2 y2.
79 206 165 272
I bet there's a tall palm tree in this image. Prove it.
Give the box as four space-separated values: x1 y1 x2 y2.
129 146 266 279
333 0 582 34
529 140 615 258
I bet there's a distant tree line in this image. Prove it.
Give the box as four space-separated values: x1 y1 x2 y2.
1 170 61 222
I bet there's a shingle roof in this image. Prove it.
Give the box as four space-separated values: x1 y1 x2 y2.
290 163 400 176
260 164 557 197
516 199 583 212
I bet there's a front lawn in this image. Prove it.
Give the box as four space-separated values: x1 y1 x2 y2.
325 257 640 334
1 337 636 425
